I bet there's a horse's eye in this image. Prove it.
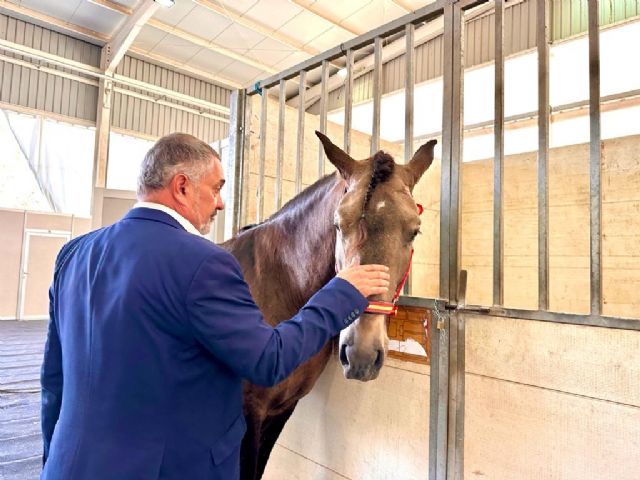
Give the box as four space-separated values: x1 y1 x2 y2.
334 223 341 232
411 229 422 240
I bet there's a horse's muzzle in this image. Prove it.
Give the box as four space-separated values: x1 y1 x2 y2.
340 343 384 382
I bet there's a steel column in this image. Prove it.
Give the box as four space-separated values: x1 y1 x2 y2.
295 70 306 194
276 79 286 210
537 0 550 311
588 0 602 316
493 0 505 307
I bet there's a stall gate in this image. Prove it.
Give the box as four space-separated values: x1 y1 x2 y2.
228 1 640 478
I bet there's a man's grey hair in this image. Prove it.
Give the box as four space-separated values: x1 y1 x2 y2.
137 132 219 196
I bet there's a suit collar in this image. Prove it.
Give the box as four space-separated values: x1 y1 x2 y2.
124 207 187 232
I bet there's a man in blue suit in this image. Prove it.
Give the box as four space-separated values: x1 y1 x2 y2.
41 133 389 479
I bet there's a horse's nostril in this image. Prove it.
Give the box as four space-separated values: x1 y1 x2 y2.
340 343 349 367
374 349 384 370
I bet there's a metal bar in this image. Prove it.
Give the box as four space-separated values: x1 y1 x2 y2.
257 89 268 223
344 48 354 155
439 3 453 303
318 60 329 179
404 23 415 166
453 311 465 480
404 23 416 295
537 0 550 311
448 7 465 478
295 70 306 194
230 89 246 234
493 0 505 307
370 36 383 155
459 306 640 332
245 0 446 92
276 79 286 210
588 0 602 316
449 3 464 308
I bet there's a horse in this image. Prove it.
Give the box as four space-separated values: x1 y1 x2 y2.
221 131 436 480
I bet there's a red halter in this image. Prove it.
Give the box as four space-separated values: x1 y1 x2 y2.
336 202 424 317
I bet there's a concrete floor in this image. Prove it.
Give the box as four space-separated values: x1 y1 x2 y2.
0 320 46 480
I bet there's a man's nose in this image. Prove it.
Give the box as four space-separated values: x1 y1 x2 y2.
217 197 225 210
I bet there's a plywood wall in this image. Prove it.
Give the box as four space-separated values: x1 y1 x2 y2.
457 135 639 318
464 313 640 479
263 357 430 480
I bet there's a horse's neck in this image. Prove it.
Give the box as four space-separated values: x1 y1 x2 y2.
225 174 342 317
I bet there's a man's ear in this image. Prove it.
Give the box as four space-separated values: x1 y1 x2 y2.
171 174 190 204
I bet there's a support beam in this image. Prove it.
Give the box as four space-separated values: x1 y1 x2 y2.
87 0 132 15
147 19 277 75
102 0 158 74
91 77 114 216
288 0 362 35
193 0 322 56
0 0 109 44
128 47 240 88
288 16 444 110
0 38 231 113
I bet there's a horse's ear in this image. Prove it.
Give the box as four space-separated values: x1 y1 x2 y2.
405 139 437 189
315 131 356 179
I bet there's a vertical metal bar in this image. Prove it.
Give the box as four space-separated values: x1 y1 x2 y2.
230 89 246 235
447 6 465 479
276 79 286 210
440 6 454 303
404 23 415 295
404 23 415 166
537 0 550 311
318 60 329 179
257 88 267 223
371 36 383 156
588 0 602 315
449 5 464 308
493 0 505 306
295 70 306 195
344 48 354 155
453 310 465 480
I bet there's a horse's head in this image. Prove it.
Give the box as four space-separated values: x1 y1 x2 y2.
316 131 436 382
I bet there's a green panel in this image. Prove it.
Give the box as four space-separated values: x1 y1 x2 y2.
552 0 640 41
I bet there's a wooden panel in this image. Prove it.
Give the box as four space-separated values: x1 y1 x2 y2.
265 358 430 480
465 314 640 405
71 216 92 238
101 197 136 227
388 306 430 364
23 234 68 317
25 211 72 232
465 375 640 480
0 210 24 318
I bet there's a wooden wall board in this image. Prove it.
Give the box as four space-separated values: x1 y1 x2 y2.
25 211 72 231
0 210 24 318
465 374 640 480
465 314 640 406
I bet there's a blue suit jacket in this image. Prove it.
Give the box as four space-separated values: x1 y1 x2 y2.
41 207 367 480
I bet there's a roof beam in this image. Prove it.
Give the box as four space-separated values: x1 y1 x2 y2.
87 0 132 16
287 0 362 35
193 0 321 55
288 16 444 110
102 0 158 73
0 0 108 43
128 46 241 88
389 0 413 12
146 19 277 75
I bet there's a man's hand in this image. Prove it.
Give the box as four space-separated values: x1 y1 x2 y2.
337 264 390 298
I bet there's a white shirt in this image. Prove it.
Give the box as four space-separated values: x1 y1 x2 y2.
133 201 200 236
